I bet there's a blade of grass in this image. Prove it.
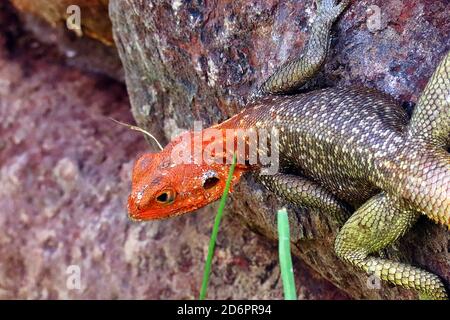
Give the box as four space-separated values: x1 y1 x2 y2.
277 208 297 300
199 153 237 300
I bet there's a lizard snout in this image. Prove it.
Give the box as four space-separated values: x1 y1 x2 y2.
127 191 143 221
127 183 152 221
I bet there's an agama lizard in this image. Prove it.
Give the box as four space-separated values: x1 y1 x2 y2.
127 0 450 299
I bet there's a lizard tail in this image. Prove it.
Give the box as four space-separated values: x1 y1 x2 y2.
407 50 450 148
403 51 450 228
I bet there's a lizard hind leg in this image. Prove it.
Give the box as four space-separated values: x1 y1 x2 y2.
334 192 448 300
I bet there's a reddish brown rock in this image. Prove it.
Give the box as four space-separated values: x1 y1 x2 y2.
109 0 449 299
10 0 123 80
11 0 113 45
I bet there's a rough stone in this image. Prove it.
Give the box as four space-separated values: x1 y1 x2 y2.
11 0 113 45
10 0 123 80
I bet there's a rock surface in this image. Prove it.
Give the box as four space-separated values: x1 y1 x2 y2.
10 0 123 80
0 1 347 299
109 0 449 299
11 0 113 45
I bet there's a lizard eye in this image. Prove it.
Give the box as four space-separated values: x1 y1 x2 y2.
156 190 176 204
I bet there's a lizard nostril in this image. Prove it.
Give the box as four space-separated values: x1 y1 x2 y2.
127 194 141 219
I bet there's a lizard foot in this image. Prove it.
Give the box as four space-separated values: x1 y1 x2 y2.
315 0 350 22
335 192 448 300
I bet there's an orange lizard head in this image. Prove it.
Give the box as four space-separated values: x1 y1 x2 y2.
127 130 247 221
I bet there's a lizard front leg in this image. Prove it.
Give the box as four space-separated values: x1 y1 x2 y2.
335 192 448 300
255 0 349 97
256 173 351 225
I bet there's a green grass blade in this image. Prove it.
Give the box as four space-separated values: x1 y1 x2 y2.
199 153 237 300
277 208 297 300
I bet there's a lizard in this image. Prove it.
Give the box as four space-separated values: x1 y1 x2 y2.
126 0 450 299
